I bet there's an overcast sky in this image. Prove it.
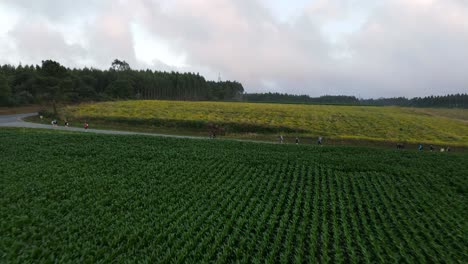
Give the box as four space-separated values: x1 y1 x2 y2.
0 0 467 98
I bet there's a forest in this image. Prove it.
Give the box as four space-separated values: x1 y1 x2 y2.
244 93 468 108
0 60 244 109
1 59 466 109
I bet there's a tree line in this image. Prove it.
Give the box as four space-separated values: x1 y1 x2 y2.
0 59 244 111
1 59 466 110
244 93 468 108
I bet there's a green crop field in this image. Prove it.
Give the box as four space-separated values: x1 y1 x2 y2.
1 128 466 263
62 100 468 146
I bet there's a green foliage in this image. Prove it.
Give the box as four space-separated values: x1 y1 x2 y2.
37 109 55 118
1 128 467 262
11 91 34 105
110 59 131 72
107 79 133 98
244 93 360 105
40 60 67 78
0 60 245 105
245 93 468 108
36 60 71 115
0 73 12 105
2 60 465 107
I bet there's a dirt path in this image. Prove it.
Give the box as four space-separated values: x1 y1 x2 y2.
0 113 209 140
3 112 466 151
0 113 278 145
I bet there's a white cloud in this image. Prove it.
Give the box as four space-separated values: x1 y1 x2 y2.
131 23 188 68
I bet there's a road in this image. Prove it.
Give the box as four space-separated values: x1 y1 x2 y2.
0 113 279 145
0 112 206 140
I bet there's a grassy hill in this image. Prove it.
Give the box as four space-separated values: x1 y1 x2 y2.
1 128 466 262
60 100 468 146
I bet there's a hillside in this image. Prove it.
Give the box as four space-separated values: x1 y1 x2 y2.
60 100 468 146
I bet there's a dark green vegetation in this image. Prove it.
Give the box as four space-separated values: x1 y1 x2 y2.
1 128 467 263
0 105 45 115
0 59 244 108
244 93 468 108
1 59 467 109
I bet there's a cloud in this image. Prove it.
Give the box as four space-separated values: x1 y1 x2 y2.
7 20 87 67
84 7 137 68
0 0 467 97
134 0 331 88
1 0 107 21
345 0 468 97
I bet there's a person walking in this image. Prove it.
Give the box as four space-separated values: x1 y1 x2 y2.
429 145 434 152
279 135 284 144
317 136 323 146
84 122 89 131
418 144 423 151
295 137 299 145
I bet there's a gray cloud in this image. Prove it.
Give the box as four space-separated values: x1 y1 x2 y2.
0 0 467 97
7 20 87 67
2 0 107 21
84 5 138 68
345 0 468 97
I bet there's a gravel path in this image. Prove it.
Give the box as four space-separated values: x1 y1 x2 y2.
0 112 206 140
0 113 279 145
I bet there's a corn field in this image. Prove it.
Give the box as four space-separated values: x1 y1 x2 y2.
1 128 466 263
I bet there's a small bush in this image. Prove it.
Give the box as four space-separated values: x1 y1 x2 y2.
38 109 55 118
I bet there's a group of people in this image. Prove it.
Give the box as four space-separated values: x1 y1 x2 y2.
51 120 70 127
279 135 323 145
418 144 451 152
45 118 456 152
399 143 452 152
50 119 89 130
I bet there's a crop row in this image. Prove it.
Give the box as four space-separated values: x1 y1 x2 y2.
1 128 467 263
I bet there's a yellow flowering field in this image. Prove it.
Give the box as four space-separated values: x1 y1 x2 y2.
63 100 468 146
